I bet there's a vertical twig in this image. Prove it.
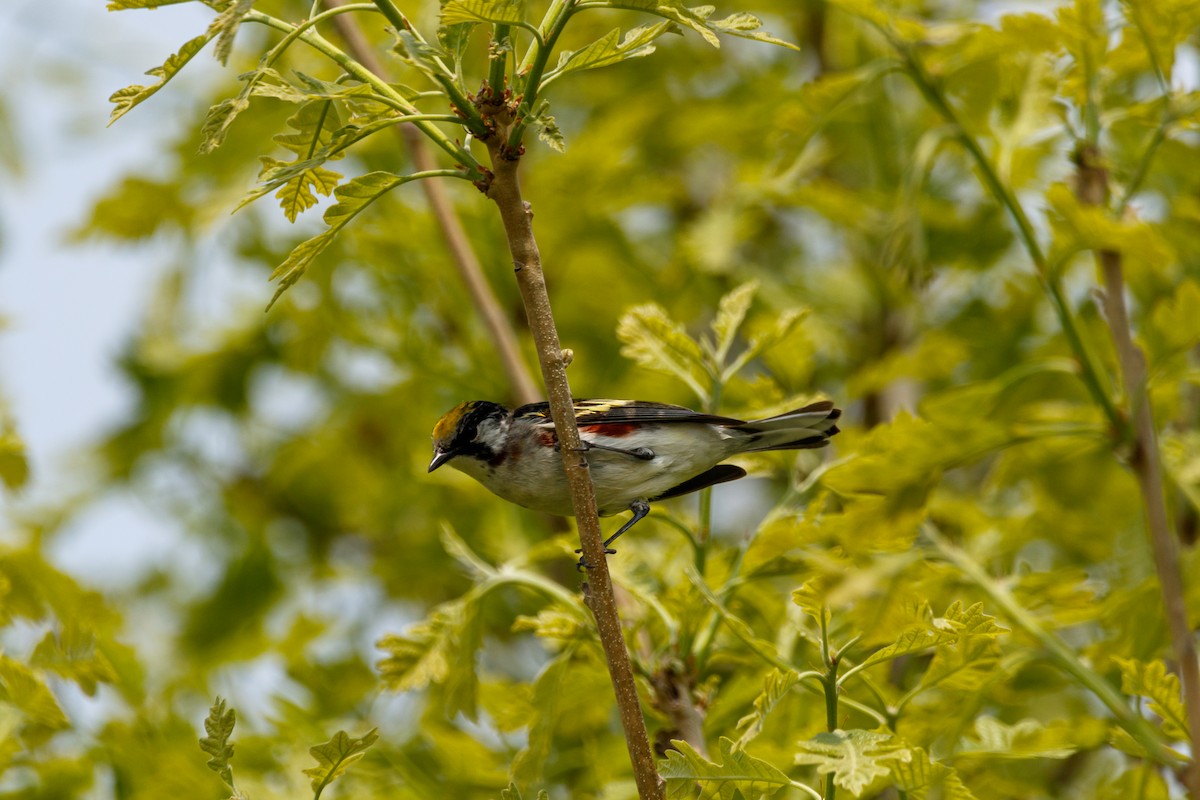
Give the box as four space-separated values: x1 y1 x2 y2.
1074 145 1200 797
484 151 664 800
324 0 541 405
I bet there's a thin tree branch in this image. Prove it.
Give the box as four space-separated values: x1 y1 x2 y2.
323 0 541 405
484 147 664 800
1074 144 1200 798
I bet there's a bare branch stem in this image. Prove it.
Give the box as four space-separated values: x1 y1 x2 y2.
324 1 541 405
1074 145 1200 797
484 149 664 800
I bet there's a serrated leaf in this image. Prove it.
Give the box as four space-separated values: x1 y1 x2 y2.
267 171 408 309
303 728 380 797
106 0 192 8
617 304 708 400
709 13 800 50
890 747 978 800
552 22 676 81
512 605 589 642
109 32 215 125
610 0 720 47
0 655 70 737
377 589 483 719
377 600 468 692
208 0 253 66
734 668 798 750
960 716 1076 759
198 696 236 788
441 0 525 26
710 280 757 364
511 651 573 787
794 729 911 795
200 96 251 154
661 736 793 800
1115 658 1190 739
857 626 960 671
30 626 118 696
527 100 564 153
721 308 806 382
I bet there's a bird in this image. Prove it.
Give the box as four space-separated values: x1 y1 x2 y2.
428 398 841 561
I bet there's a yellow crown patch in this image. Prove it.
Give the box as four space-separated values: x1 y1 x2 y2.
432 402 474 445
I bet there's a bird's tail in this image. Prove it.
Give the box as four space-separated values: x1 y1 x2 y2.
734 400 841 452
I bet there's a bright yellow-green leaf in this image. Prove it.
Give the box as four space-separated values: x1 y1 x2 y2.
303 728 379 797
794 729 911 795
661 736 793 799
109 32 215 125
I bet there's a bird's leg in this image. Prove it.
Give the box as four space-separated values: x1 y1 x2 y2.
560 440 655 460
576 500 652 570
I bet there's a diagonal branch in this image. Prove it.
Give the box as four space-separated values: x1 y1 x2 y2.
484 148 664 800
323 0 540 405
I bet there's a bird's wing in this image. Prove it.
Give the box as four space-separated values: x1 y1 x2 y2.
514 399 744 428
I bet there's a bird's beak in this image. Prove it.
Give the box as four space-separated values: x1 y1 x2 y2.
428 449 455 472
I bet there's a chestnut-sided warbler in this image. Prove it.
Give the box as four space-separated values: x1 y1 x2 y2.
429 398 841 557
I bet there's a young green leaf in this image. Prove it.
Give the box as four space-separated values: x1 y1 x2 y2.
198 696 236 789
441 0 525 26
303 728 380 799
708 13 800 51
527 101 565 153
1115 658 1191 739
29 626 118 696
268 171 410 309
109 32 216 125
106 0 193 8
960 716 1077 759
550 22 677 83
709 280 757 366
733 668 799 750
794 729 912 795
889 747 978 800
208 0 254 66
604 0 721 48
660 736 794 800
617 304 708 400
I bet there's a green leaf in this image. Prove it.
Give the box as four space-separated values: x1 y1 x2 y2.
889 747 978 800
0 655 70 739
303 728 380 798
551 22 677 80
268 171 408 309
857 625 959 672
198 696 236 789
660 736 793 800
0 420 28 491
959 716 1077 759
441 0 525 26
1115 658 1190 739
208 0 254 66
439 524 495 580
527 100 564 153
617 303 708 400
29 626 118 696
1148 279 1200 354
106 0 193 8
733 668 798 750
512 605 589 642
109 32 215 125
794 729 911 795
607 0 721 48
710 280 757 365
708 13 800 51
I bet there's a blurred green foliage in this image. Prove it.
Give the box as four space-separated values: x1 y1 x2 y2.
2 0 1199 798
